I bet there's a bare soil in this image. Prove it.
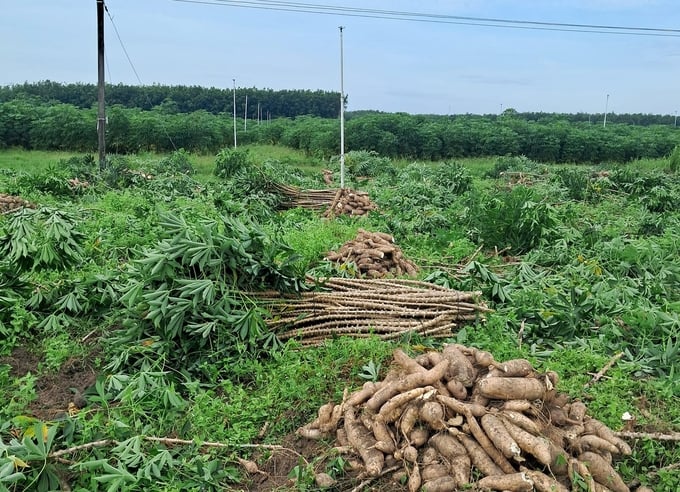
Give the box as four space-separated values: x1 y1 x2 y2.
1 345 97 420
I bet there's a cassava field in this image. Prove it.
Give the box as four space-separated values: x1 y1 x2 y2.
0 146 678 491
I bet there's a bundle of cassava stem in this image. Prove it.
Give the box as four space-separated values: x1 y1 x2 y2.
273 183 378 217
325 229 418 278
273 183 338 211
297 344 632 491
257 278 489 347
0 194 35 214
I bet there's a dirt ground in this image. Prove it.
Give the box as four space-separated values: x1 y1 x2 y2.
1 345 97 421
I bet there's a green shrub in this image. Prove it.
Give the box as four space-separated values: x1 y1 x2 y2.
669 144 680 173
433 161 473 195
342 150 396 180
155 148 195 175
485 155 543 178
466 185 557 254
0 206 85 271
214 147 251 179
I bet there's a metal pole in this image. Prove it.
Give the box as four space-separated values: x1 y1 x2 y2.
244 94 248 131
675 111 677 127
96 0 106 170
232 79 237 148
603 94 609 128
339 26 345 189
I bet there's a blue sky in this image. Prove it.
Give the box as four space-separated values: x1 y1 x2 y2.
1 0 679 115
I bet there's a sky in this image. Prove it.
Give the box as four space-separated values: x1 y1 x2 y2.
1 0 680 115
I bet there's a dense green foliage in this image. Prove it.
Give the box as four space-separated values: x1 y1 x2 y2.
0 81 340 118
2 96 680 163
0 147 678 490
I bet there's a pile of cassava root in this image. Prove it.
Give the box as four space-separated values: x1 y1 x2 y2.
297 344 632 491
325 229 418 278
0 194 35 214
323 188 378 217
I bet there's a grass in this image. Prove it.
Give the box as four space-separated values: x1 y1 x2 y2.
0 148 81 173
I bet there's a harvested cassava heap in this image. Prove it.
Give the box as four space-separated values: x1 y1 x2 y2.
323 188 378 217
258 278 489 347
0 194 35 214
325 229 418 278
297 344 632 491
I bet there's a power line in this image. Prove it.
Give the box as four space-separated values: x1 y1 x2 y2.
104 4 178 151
104 5 144 86
172 0 680 37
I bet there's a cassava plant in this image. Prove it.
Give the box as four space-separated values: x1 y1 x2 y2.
108 211 306 377
0 206 85 272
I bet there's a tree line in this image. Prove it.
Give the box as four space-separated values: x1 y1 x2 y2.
1 96 679 163
0 81 340 119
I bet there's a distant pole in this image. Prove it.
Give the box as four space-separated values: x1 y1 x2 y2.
603 93 609 128
339 26 346 189
257 102 261 125
244 94 248 131
232 79 237 148
96 0 106 170
675 110 678 128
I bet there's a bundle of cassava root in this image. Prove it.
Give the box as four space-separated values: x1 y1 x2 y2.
257 278 489 347
325 229 418 278
297 344 633 491
0 194 35 214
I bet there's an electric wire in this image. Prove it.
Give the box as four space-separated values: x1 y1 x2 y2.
202 0 680 33
104 3 178 151
172 0 680 37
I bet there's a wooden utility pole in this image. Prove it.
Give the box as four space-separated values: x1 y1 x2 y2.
97 0 106 170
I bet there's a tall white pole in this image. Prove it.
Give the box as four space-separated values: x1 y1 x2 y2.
244 94 248 131
232 78 237 148
339 26 346 189
603 93 609 128
257 102 261 125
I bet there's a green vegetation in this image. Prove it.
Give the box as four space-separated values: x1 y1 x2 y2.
3 90 680 162
0 146 678 491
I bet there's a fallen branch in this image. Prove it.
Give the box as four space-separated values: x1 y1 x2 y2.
584 352 624 389
614 431 680 442
49 439 115 459
49 436 303 460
